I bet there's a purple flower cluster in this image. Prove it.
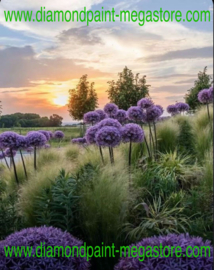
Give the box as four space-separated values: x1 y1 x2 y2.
115 233 213 270
122 124 144 143
198 88 213 104
176 102 190 113
38 130 51 140
85 126 99 144
137 98 153 109
84 111 100 124
127 106 144 122
54 130 65 139
0 131 19 149
4 148 17 157
95 126 121 147
26 131 47 147
72 137 87 145
144 105 162 123
114 109 127 123
0 226 90 270
98 118 122 130
95 109 107 121
104 103 118 116
167 104 179 115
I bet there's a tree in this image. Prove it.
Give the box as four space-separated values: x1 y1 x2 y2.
185 67 213 110
0 101 2 116
106 66 150 110
68 75 98 120
49 114 63 127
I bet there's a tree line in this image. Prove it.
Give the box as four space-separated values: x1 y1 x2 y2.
0 113 63 128
68 66 213 120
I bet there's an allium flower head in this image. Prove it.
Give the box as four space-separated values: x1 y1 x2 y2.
176 102 190 112
122 124 144 143
84 111 100 124
0 131 19 149
26 131 47 147
72 137 87 145
137 98 153 109
48 131 54 138
95 126 121 147
145 105 162 122
0 152 5 160
15 135 28 149
0 226 90 270
85 125 99 144
156 105 164 115
38 130 51 140
104 103 118 116
114 109 127 123
5 148 17 158
98 118 122 130
44 144 51 149
95 109 107 121
209 86 213 100
198 89 212 104
54 130 65 139
26 146 34 153
127 106 144 122
167 104 179 115
115 233 213 270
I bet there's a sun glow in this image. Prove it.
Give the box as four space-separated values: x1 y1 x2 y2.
53 95 68 106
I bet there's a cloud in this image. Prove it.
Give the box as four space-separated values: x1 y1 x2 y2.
141 46 213 63
0 45 108 88
1 89 29 93
174 79 195 84
153 85 191 95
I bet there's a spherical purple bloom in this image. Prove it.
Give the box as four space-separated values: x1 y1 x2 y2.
0 131 19 149
26 146 34 153
156 105 164 115
83 111 100 124
15 135 28 150
104 103 118 116
54 130 65 139
95 126 121 147
145 105 162 122
122 124 144 143
95 109 107 121
98 118 122 130
0 152 5 160
48 131 54 139
176 102 190 113
26 131 47 147
85 125 99 144
114 109 127 123
43 144 51 149
4 148 17 158
167 104 179 115
72 137 87 145
137 98 153 109
127 106 144 122
38 130 51 140
0 226 90 270
209 86 213 100
115 233 213 270
198 89 212 104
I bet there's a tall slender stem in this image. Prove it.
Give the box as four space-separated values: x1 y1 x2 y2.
99 146 104 164
129 141 132 167
1 148 10 170
153 122 158 156
20 149 28 180
10 149 19 185
207 103 210 121
34 147 37 170
148 123 155 159
109 147 112 164
144 136 151 158
111 147 114 164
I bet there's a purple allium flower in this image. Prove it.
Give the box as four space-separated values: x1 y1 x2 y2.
104 103 118 116
167 104 179 115
26 131 47 147
176 102 190 113
209 86 213 100
95 126 121 147
83 111 100 124
85 125 99 144
54 130 65 139
95 109 107 121
38 130 51 140
145 105 162 122
198 89 212 104
0 131 19 149
98 118 122 130
15 135 28 150
137 98 153 109
115 233 213 270
156 105 164 115
26 146 34 153
122 124 144 143
127 106 144 122
43 144 51 149
0 226 90 270
113 109 127 123
72 137 87 145
4 148 17 158
48 131 54 139
0 152 5 160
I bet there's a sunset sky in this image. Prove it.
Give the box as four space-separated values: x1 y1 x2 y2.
0 0 213 122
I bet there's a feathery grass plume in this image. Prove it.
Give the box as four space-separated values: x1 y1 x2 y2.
65 144 79 161
83 111 100 125
115 233 213 269
156 119 179 153
0 226 90 270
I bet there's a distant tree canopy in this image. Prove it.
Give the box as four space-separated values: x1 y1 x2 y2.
106 66 150 110
185 67 213 110
0 113 63 128
68 75 98 120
